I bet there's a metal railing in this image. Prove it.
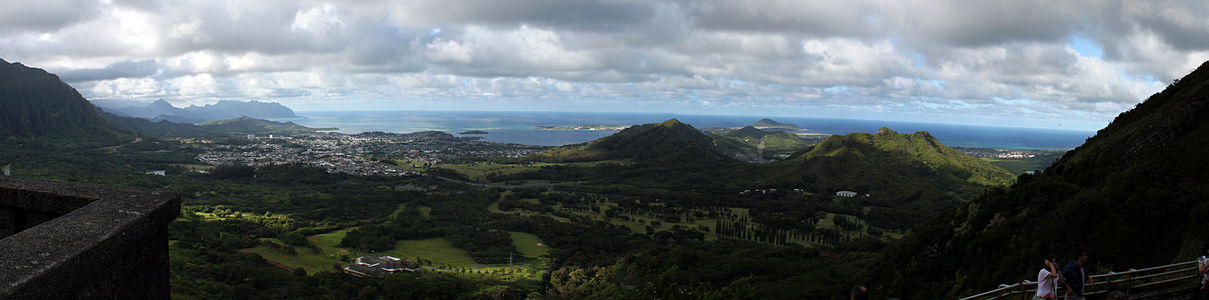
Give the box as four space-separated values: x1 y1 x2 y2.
960 260 1200 300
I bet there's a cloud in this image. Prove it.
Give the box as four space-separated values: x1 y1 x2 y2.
56 59 159 82
0 0 102 33
0 0 1207 130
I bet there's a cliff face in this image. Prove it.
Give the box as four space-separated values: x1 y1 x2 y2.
0 59 127 144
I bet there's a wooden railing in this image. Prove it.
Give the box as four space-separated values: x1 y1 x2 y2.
960 260 1200 300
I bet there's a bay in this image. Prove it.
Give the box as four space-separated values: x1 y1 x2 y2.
284 111 1093 149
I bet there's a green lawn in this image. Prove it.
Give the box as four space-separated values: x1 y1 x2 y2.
982 151 1064 175
440 160 631 183
509 232 549 258
244 232 480 274
244 246 341 274
438 163 546 182
391 159 429 172
379 238 477 267
242 228 357 275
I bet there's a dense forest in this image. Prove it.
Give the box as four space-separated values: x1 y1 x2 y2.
871 60 1209 298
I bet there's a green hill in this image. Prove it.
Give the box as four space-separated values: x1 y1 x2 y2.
744 128 1014 227
711 126 816 162
871 60 1209 298
753 118 801 130
199 116 327 135
0 58 129 146
535 118 731 163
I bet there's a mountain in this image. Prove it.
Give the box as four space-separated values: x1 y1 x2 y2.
871 60 1209 298
535 118 731 163
95 99 297 123
0 58 128 145
744 128 1014 228
102 113 330 138
199 116 325 135
711 125 817 162
185 100 297 120
752 118 801 130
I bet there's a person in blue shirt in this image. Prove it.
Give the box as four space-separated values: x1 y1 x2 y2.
1061 248 1094 300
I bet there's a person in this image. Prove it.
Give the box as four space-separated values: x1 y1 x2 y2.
1035 253 1061 300
1061 248 1094 300
851 285 868 300
1198 247 1209 290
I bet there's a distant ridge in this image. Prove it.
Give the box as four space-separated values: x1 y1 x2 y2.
101 113 330 138
93 98 297 123
0 58 129 145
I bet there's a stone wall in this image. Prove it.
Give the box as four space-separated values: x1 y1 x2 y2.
0 177 179 299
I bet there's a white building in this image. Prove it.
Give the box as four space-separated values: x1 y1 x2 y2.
836 191 858 198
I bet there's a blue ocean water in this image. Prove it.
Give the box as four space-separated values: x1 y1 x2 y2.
285 111 1093 149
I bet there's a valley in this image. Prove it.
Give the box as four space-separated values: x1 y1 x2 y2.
5 56 1190 299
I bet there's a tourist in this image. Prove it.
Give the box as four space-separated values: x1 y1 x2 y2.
851 285 868 300
1035 253 1060 300
1061 248 1094 300
1198 247 1209 291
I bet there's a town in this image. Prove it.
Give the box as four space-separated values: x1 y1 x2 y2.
953 146 1047 159
194 131 548 176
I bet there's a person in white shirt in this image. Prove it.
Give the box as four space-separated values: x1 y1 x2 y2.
1035 254 1060 300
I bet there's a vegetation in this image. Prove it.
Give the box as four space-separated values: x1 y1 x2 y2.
200 116 333 135
752 118 802 130
13 58 1172 299
710 126 817 161
0 58 130 146
872 60 1209 298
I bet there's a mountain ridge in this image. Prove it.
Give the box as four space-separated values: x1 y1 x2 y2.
871 60 1209 298
0 58 129 145
94 98 298 123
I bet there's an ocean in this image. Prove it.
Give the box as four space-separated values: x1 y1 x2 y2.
284 111 1094 149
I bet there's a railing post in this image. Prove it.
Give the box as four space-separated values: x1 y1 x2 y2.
1020 281 1027 300
1125 271 1130 297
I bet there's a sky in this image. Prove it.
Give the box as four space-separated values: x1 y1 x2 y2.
2 0 1209 131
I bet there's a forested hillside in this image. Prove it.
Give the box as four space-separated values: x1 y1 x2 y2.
872 60 1209 298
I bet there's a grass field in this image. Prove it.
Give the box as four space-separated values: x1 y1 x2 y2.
243 228 358 274
379 238 477 267
244 229 487 275
438 163 547 182
439 160 630 182
390 159 430 172
982 152 1064 175
509 232 549 258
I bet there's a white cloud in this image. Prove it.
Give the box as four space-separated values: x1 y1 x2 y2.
1 0 1207 130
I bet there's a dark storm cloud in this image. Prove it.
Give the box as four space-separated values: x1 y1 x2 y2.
680 0 879 38
0 0 101 32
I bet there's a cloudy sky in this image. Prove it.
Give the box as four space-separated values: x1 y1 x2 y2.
3 0 1208 130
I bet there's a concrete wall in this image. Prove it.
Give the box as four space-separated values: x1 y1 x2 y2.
0 177 179 299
